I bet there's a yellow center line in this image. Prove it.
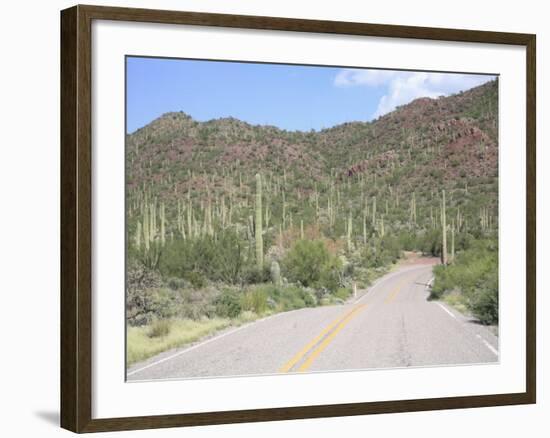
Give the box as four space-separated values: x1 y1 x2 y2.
297 304 367 372
384 276 413 304
278 304 366 373
279 271 425 373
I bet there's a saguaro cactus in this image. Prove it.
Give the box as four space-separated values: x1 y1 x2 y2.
255 173 264 270
265 204 271 229
143 202 150 252
150 201 156 242
282 191 287 228
187 190 193 238
363 212 367 246
347 209 353 251
160 202 166 246
441 190 447 265
410 192 417 225
451 219 455 263
135 221 142 249
456 207 463 231
270 260 281 286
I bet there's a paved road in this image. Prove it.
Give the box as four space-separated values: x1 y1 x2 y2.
127 261 498 381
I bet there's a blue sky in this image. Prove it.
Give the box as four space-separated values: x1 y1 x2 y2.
126 57 494 134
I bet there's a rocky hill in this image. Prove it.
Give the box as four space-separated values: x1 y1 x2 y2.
126 79 498 246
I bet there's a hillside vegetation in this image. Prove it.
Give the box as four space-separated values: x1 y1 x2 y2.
126 79 499 363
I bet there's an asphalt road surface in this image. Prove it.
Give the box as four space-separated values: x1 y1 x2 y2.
127 261 498 381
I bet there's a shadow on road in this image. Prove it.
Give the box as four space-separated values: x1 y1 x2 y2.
414 281 431 287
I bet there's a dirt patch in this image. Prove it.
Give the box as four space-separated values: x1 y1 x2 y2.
400 251 440 266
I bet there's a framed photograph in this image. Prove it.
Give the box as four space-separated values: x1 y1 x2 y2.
60 4 536 433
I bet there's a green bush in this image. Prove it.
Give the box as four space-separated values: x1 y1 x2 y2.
283 240 329 287
242 265 270 285
362 235 402 268
183 271 207 289
282 239 342 292
335 287 352 301
249 284 317 312
431 238 498 324
417 229 442 257
214 291 242 318
468 269 498 324
397 231 418 251
301 289 317 307
167 277 186 290
176 287 218 320
241 288 268 314
319 255 344 293
126 262 163 326
278 285 316 310
127 285 176 326
159 232 245 285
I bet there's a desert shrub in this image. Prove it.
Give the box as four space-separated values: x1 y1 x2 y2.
241 288 268 314
318 255 344 293
380 235 402 263
176 287 219 320
251 284 316 311
455 232 475 252
397 231 418 251
242 264 270 285
214 291 242 318
128 288 176 327
334 287 352 301
126 262 163 326
469 270 498 324
159 231 245 285
417 229 442 257
431 238 498 324
279 285 316 310
147 319 171 338
167 277 186 290
362 235 402 269
300 288 317 307
282 239 342 291
353 266 372 289
183 271 207 289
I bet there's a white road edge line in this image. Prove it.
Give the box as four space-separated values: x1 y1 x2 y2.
431 283 498 357
436 302 457 320
127 311 288 377
476 334 499 356
130 264 434 377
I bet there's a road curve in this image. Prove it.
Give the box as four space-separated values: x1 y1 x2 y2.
127 261 498 381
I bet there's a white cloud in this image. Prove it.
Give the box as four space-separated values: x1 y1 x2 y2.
334 69 399 87
334 69 495 118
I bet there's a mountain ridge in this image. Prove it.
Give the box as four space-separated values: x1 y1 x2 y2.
126 79 498 251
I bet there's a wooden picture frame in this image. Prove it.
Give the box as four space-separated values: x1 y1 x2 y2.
61 4 536 433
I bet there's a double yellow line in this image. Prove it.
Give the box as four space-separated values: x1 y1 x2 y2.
279 274 415 373
384 276 413 304
279 303 367 373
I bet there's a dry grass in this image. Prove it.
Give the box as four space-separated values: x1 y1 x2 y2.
127 312 260 366
442 290 469 315
127 318 231 366
147 319 172 338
